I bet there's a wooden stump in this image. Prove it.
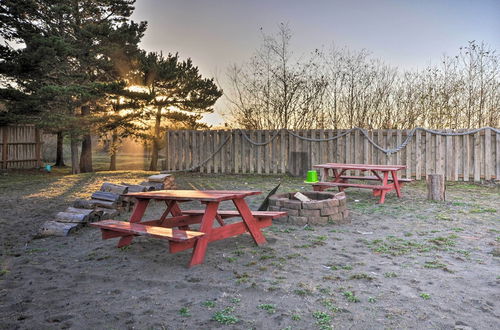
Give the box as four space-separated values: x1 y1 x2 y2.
427 174 445 201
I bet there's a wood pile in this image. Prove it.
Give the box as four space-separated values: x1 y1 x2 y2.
36 173 176 237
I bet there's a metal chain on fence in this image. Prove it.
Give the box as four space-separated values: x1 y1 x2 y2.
164 126 499 172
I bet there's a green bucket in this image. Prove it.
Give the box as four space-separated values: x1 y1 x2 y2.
304 170 319 183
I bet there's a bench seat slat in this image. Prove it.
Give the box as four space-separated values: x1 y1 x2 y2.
90 220 204 242
312 182 392 190
338 175 413 182
181 210 287 219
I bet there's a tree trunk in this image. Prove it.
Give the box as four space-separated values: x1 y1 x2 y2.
70 135 80 174
79 105 93 172
149 106 162 171
54 131 65 167
109 130 117 171
426 174 445 201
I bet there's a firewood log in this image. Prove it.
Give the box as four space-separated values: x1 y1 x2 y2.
36 221 79 237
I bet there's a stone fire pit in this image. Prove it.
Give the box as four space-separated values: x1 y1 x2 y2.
268 191 350 226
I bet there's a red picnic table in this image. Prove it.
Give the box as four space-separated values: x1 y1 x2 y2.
311 163 412 204
90 190 286 267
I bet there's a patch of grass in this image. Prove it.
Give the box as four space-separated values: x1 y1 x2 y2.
342 291 360 303
428 235 456 247
25 248 48 254
312 311 332 329
291 314 301 321
234 272 250 284
293 288 313 296
179 307 191 317
321 299 340 312
384 272 398 278
451 227 464 232
202 300 216 308
367 236 435 256
423 260 451 271
349 273 374 280
212 307 239 325
470 208 496 214
436 213 452 221
368 297 377 303
257 304 276 314
0 269 10 276
231 297 241 304
420 293 431 300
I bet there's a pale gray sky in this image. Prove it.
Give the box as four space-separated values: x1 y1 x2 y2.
131 0 500 125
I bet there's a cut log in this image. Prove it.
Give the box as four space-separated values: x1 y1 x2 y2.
91 191 122 203
96 207 119 220
140 181 164 190
121 183 148 192
427 174 445 201
147 174 171 183
55 212 89 223
73 199 118 209
73 199 97 209
64 207 102 222
100 182 129 195
36 221 79 237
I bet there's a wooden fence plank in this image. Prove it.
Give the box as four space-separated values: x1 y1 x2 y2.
484 128 491 180
453 134 460 181
415 130 421 180
405 130 412 179
395 130 401 166
496 131 500 181
425 131 431 178
446 134 453 180
473 132 481 182
280 130 286 174
463 134 470 181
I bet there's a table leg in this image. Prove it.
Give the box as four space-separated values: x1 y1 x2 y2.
391 170 402 198
117 199 149 248
320 168 328 181
379 172 389 204
233 198 267 245
160 200 191 230
189 201 219 267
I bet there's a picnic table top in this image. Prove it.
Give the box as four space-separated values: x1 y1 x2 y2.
313 163 406 171
124 189 261 202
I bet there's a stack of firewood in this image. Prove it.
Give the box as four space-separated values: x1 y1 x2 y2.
36 174 176 237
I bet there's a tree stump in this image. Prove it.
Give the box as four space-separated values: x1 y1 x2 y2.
427 174 445 201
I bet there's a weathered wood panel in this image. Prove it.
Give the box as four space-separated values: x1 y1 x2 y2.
0 125 42 169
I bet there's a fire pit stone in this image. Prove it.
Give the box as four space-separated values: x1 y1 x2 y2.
268 191 350 226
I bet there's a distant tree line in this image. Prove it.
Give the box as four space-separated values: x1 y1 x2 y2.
0 0 221 173
226 24 499 130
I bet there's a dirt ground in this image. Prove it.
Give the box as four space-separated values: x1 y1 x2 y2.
0 170 499 329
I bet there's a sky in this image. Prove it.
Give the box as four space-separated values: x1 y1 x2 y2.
131 0 500 126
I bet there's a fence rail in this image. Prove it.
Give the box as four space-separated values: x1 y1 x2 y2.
0 125 42 169
164 128 500 182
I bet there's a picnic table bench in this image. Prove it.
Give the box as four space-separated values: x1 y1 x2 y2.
90 190 286 267
311 163 412 204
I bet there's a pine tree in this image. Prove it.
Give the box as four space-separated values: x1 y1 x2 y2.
134 52 222 171
0 0 146 173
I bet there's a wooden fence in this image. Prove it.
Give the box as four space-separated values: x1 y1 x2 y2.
164 128 500 182
0 125 42 169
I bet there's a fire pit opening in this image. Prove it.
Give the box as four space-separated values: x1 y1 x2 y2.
268 191 350 226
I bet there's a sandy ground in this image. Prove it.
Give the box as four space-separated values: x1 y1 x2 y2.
0 170 499 329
